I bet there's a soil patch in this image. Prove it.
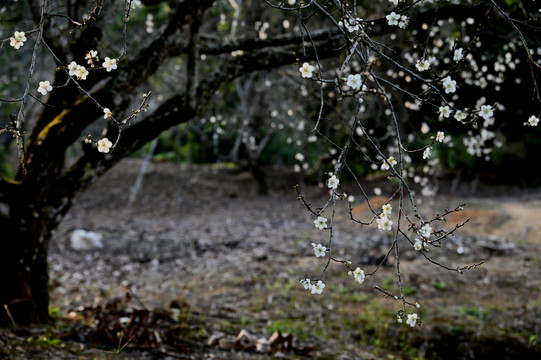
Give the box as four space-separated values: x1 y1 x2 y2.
2 159 540 359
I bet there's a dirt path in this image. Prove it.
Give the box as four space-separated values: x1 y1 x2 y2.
5 159 540 359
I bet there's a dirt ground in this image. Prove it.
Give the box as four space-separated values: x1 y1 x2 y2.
2 158 541 359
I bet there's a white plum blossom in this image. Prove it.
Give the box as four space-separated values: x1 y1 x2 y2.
382 204 392 216
348 267 366 284
386 12 399 26
327 174 340 189
68 61 78 76
377 215 393 231
406 313 419 327
74 65 89 80
442 76 457 93
346 74 362 91
37 81 52 96
527 115 539 126
423 147 431 160
479 105 493 120
454 110 467 122
397 315 403 323
10 31 27 49
311 242 327 257
436 131 445 142
438 105 451 118
97 138 113 153
414 238 423 251
381 156 397 170
85 49 98 64
415 59 430 72
453 48 464 62
299 62 315 78
102 57 118 72
419 223 433 238
311 280 325 295
398 15 409 29
300 279 312 290
339 17 362 33
103 108 113 119
314 216 328 230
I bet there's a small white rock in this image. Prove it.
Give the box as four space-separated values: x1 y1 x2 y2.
70 229 103 251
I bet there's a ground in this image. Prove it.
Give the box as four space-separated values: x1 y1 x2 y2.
1 158 541 359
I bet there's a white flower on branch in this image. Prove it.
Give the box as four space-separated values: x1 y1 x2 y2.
386 12 399 26
527 115 539 126
311 280 325 295
327 174 339 189
419 223 432 238
299 62 314 78
423 147 431 160
102 57 118 72
346 74 362 91
415 59 430 72
442 76 457 93
300 278 312 290
479 105 493 120
348 267 365 284
454 110 467 122
68 61 78 76
453 48 464 62
314 216 328 230
311 242 327 257
85 49 98 65
10 31 26 49
381 156 397 171
398 15 409 29
74 65 89 80
377 215 393 231
406 313 419 327
103 108 113 119
438 105 451 119
414 238 423 251
97 138 113 153
37 81 52 95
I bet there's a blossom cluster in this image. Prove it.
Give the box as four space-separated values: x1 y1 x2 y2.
338 15 364 34
85 50 98 66
386 12 409 28
397 312 420 327
68 61 89 80
413 223 433 250
301 279 325 295
348 267 365 284
376 204 393 231
415 56 436 72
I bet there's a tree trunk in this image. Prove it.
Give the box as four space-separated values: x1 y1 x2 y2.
0 206 52 326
